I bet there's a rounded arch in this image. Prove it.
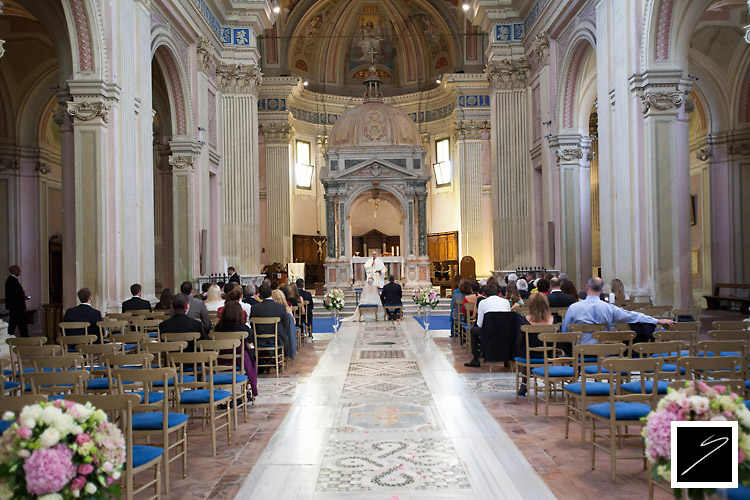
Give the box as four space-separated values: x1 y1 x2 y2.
557 31 596 132
16 70 60 146
151 39 191 138
687 55 731 133
343 182 408 220
57 0 106 78
730 52 750 127
641 0 711 69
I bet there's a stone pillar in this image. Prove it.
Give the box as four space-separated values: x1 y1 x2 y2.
15 149 42 312
550 135 592 288
324 193 336 258
633 74 693 307
408 200 415 256
486 58 534 269
338 200 346 257
53 94 75 310
218 64 262 274
416 191 427 257
262 123 293 265
167 147 198 284
456 120 487 273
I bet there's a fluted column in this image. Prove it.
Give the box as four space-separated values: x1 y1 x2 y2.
633 74 693 307
262 123 293 265
456 121 487 271
486 58 534 269
218 64 262 274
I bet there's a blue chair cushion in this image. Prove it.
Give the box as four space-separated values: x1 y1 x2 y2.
563 382 611 396
3 369 10 376
660 364 686 375
746 381 750 389
621 380 669 395
132 412 189 430
697 352 741 357
48 394 66 402
179 389 231 404
123 344 136 351
725 486 750 500
148 333 158 338
583 365 628 375
514 357 544 364
359 304 378 308
4 381 19 391
132 445 164 468
0 420 12 434
133 391 165 404
651 351 691 358
87 378 110 390
587 402 651 420
210 373 249 384
152 375 196 388
531 366 576 377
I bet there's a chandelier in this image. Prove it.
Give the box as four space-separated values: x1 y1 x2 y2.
368 190 381 218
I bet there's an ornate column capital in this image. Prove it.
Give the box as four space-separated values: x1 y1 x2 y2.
66 100 111 124
316 135 328 154
261 123 293 144
729 141 750 157
217 63 262 94
555 148 583 161
485 58 530 91
528 31 549 68
197 37 214 75
168 155 194 173
454 120 488 141
639 91 686 114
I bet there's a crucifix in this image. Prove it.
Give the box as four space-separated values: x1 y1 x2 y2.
365 47 377 65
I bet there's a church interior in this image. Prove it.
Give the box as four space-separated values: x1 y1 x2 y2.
0 0 749 498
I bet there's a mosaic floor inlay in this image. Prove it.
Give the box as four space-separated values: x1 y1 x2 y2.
463 374 518 394
356 349 407 359
347 360 421 377
340 377 431 401
338 402 438 432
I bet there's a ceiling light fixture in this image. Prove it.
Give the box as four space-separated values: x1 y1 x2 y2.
462 1 470 11
435 74 442 84
303 79 309 87
272 1 280 14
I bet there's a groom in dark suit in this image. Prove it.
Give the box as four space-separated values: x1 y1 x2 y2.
62 288 103 337
380 275 402 320
122 283 152 313
4 265 28 337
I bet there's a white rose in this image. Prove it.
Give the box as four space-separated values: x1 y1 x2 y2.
1 412 13 421
84 483 97 494
93 409 106 423
52 413 75 436
40 406 63 426
19 405 42 425
39 428 61 448
38 494 62 500
0 481 12 500
17 449 29 458
72 490 80 499
19 417 35 429
71 425 83 435
112 471 121 480
75 404 93 421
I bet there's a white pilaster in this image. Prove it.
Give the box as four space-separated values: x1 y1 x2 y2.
262 123 293 265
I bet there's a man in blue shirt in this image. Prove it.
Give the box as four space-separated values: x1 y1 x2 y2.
562 277 674 343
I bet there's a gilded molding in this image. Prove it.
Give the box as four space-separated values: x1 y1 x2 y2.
555 148 583 161
261 123 293 144
640 91 685 114
485 58 530 90
217 63 262 94
66 101 110 123
316 135 328 154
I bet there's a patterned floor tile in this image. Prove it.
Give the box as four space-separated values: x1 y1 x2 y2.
336 402 439 432
341 377 431 401
347 360 421 377
462 374 518 394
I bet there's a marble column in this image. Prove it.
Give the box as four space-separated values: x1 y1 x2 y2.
324 193 336 258
550 135 592 288
417 191 427 256
486 58 534 270
15 149 42 312
218 64 262 274
262 123 293 265
338 200 346 257
408 200 415 256
633 74 693 307
167 146 198 284
53 93 75 310
456 121 487 272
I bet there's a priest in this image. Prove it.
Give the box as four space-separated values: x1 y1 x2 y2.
364 250 386 288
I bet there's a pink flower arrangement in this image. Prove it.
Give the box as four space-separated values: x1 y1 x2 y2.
412 288 439 309
0 400 126 499
643 381 750 496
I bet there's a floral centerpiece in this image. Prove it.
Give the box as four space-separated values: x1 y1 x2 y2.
412 288 439 310
324 289 345 311
0 400 125 500
643 381 750 499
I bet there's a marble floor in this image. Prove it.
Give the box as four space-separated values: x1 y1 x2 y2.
235 320 556 499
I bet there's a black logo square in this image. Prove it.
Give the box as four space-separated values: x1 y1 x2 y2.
675 426 733 483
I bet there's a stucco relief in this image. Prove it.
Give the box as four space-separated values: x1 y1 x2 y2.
739 67 750 123
66 101 110 123
562 43 589 129
69 0 94 72
363 109 386 141
485 58 530 90
640 91 684 113
654 0 674 61
160 53 187 136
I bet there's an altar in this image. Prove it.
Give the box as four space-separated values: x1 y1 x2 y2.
350 256 403 284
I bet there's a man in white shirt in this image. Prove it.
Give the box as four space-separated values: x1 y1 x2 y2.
464 283 510 367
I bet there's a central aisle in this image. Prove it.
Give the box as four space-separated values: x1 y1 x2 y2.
236 319 557 499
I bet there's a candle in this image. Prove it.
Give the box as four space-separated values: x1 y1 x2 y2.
383 243 386 254
364 243 367 255
396 246 399 256
391 246 394 255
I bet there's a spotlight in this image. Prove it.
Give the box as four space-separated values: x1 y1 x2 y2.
303 80 309 87
272 1 280 13
462 1 470 11
436 74 442 84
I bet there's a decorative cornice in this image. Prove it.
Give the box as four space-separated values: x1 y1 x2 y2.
695 148 712 162
197 36 213 75
261 123 293 144
485 58 531 90
0 158 17 172
454 120 488 141
639 91 686 114
217 63 262 94
729 141 750 157
555 148 583 161
168 155 194 172
66 101 110 123
529 30 549 68
36 161 51 176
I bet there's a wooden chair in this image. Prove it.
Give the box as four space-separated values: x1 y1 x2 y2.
106 312 133 321
115 367 188 494
676 356 742 382
97 319 129 343
532 332 582 417
568 324 607 344
58 334 96 354
143 341 188 369
461 302 477 353
58 321 91 337
0 395 48 432
160 332 200 345
167 351 231 456
666 321 701 332
654 330 697 356
564 343 626 444
712 321 748 331
632 341 687 380
76 343 120 393
66 393 162 500
12 344 62 390
132 319 162 340
672 307 701 321
291 306 304 352
636 306 673 319
31 354 85 372
589 357 664 483
210 331 254 403
516 324 560 400
5 337 46 382
111 333 151 354
26 369 90 400
198 339 248 430
250 317 284 377
592 330 636 356
0 359 19 396
708 330 749 341
696 340 749 380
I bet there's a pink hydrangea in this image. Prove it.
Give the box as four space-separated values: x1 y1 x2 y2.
646 409 679 460
23 444 77 495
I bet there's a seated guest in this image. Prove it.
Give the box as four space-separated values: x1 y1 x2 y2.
560 280 580 302
218 287 252 327
517 279 530 300
380 275 402 320
516 292 555 395
159 293 203 350
155 288 173 311
505 282 524 311
501 273 518 295
272 289 297 360
547 277 575 324
201 282 211 301
122 283 152 313
608 278 629 303
214 301 258 398
464 283 510 367
525 272 537 290
63 288 103 337
204 284 224 312
173 281 212 336
243 284 260 305
462 280 481 317
270 281 279 291
249 284 291 371
296 279 314 338
535 278 550 295
449 280 466 336
562 277 674 343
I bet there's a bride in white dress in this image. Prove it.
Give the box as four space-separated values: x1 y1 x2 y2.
343 278 384 322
